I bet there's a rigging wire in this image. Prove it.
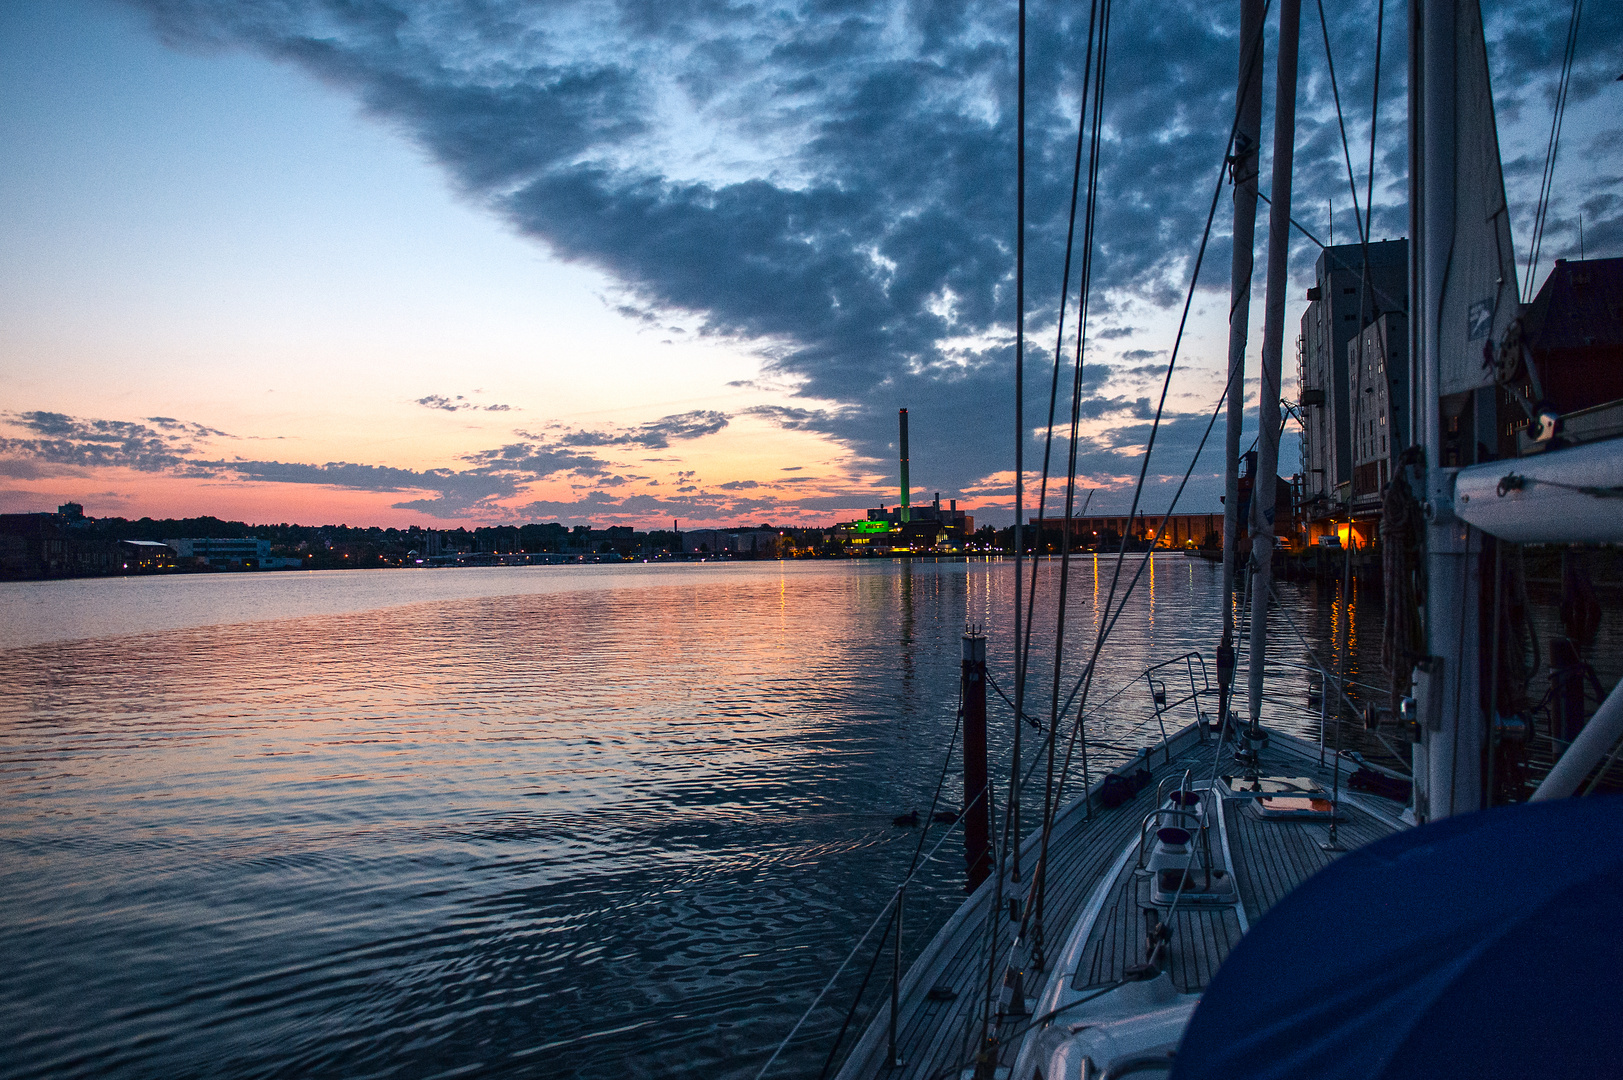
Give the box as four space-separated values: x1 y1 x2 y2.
1047 351 1243 817
993 0 1109 1041
1363 0 1384 244
1524 0 1584 303
990 0 1031 1052
1013 0 1277 977
1034 0 1114 950
763 699 977 1080
1050 0 1276 797
814 696 968 1079
1254 190 1409 315
1314 0 1374 267
1312 0 1386 774
1020 0 1104 680
988 663 1151 748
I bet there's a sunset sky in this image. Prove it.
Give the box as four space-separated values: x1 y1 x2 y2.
1 0 1617 528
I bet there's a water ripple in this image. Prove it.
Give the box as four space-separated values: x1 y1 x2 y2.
1 559 1378 1080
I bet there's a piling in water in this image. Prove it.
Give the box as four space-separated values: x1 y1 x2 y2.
962 629 991 891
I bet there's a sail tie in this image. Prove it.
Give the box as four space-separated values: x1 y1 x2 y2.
1495 473 1623 500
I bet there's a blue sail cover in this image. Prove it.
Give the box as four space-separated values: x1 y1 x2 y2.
1171 796 1623 1079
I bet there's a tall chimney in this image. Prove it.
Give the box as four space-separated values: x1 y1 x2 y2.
898 408 911 522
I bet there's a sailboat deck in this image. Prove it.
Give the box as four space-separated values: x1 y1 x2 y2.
833 728 1407 1080
1071 791 1397 996
1225 791 1397 924
1073 872 1244 993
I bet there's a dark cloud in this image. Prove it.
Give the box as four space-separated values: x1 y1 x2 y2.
557 409 730 449
633 410 729 446
0 456 69 480
514 490 788 524
0 410 623 519
1078 364 1111 387
124 0 1618 520
783 491 895 512
744 405 841 431
235 460 525 514
145 416 234 437
459 441 609 478
416 394 515 412
1 411 213 472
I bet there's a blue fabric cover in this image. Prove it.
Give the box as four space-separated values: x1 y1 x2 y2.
1170 795 1623 1079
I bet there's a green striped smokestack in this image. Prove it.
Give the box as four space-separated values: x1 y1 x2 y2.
898 408 910 523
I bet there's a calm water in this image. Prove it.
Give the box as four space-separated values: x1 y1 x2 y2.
1 558 1372 1080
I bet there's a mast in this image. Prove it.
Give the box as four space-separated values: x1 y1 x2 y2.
1415 0 1470 821
1219 0 1266 727
1010 0 1026 887
1244 0 1300 757
1411 0 1520 819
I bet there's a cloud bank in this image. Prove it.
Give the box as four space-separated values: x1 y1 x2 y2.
117 0 1620 515
1 409 783 520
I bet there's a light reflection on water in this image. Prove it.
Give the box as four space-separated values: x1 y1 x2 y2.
0 560 1375 1080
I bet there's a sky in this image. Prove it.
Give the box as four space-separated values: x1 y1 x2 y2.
0 0 1617 529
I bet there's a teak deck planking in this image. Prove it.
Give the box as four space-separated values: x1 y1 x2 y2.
834 728 1406 1080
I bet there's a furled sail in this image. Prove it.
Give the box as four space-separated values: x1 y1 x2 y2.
1435 0 1520 396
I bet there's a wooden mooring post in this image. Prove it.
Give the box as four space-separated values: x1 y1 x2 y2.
963 628 992 891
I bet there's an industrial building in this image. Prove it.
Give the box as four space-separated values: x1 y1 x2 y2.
1497 257 1623 458
165 537 272 567
1347 311 1409 520
1028 513 1223 551
837 409 974 553
1296 238 1408 544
